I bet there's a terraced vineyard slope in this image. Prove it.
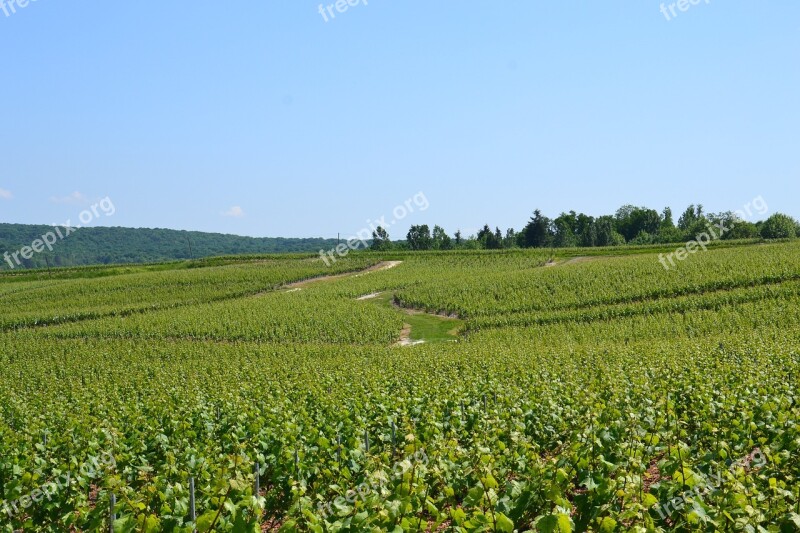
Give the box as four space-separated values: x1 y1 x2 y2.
1 243 798 532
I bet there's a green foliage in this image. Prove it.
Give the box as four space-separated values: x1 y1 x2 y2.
614 205 660 242
0 256 377 331
1 243 799 531
724 219 760 240
371 226 392 251
0 224 348 270
678 204 705 231
655 225 685 244
477 225 503 250
552 214 579 248
523 210 553 248
431 225 452 251
406 225 433 251
760 213 799 240
594 216 626 246
628 230 654 245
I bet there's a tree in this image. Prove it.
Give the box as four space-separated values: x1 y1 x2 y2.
655 226 685 244
552 212 579 248
522 210 553 248
676 204 710 240
503 228 517 248
431 225 452 250
629 230 654 245
727 221 760 240
661 207 675 229
553 220 578 247
575 214 596 247
370 226 391 251
460 235 481 249
707 212 750 240
477 224 502 249
454 230 463 247
615 205 660 242
760 213 798 240
595 216 626 246
406 225 433 250
554 211 578 235
678 204 704 232
654 207 682 242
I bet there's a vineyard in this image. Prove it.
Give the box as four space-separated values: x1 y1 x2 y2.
1 242 799 532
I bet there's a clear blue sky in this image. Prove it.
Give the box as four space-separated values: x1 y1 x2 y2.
1 1 798 238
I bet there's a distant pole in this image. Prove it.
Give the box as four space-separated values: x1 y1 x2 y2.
189 477 196 527
109 493 116 533
186 236 193 259
253 462 260 495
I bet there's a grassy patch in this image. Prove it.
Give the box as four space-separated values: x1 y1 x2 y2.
362 292 463 343
405 313 462 342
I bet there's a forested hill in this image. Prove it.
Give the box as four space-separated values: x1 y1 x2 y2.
0 224 341 270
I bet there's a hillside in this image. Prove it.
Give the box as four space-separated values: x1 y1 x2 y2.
2 241 799 530
0 223 345 269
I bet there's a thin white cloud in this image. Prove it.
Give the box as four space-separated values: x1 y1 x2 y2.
221 206 245 218
0 188 11 200
50 191 88 205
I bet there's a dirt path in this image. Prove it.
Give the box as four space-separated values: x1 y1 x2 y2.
281 260 458 347
563 256 593 265
394 324 425 347
350 261 403 279
545 256 594 267
356 292 382 301
285 261 402 289
393 301 460 320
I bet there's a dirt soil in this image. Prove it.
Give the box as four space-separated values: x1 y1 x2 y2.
546 256 594 267
394 323 425 347
286 261 402 289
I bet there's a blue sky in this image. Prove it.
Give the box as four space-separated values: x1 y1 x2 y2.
1 1 798 238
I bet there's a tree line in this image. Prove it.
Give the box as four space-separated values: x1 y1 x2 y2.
370 205 800 251
0 224 345 270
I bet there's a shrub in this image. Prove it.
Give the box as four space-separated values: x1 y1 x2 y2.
760 213 798 239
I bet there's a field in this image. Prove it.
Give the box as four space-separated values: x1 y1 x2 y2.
1 243 799 532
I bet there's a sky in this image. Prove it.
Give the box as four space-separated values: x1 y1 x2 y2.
1 1 798 239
